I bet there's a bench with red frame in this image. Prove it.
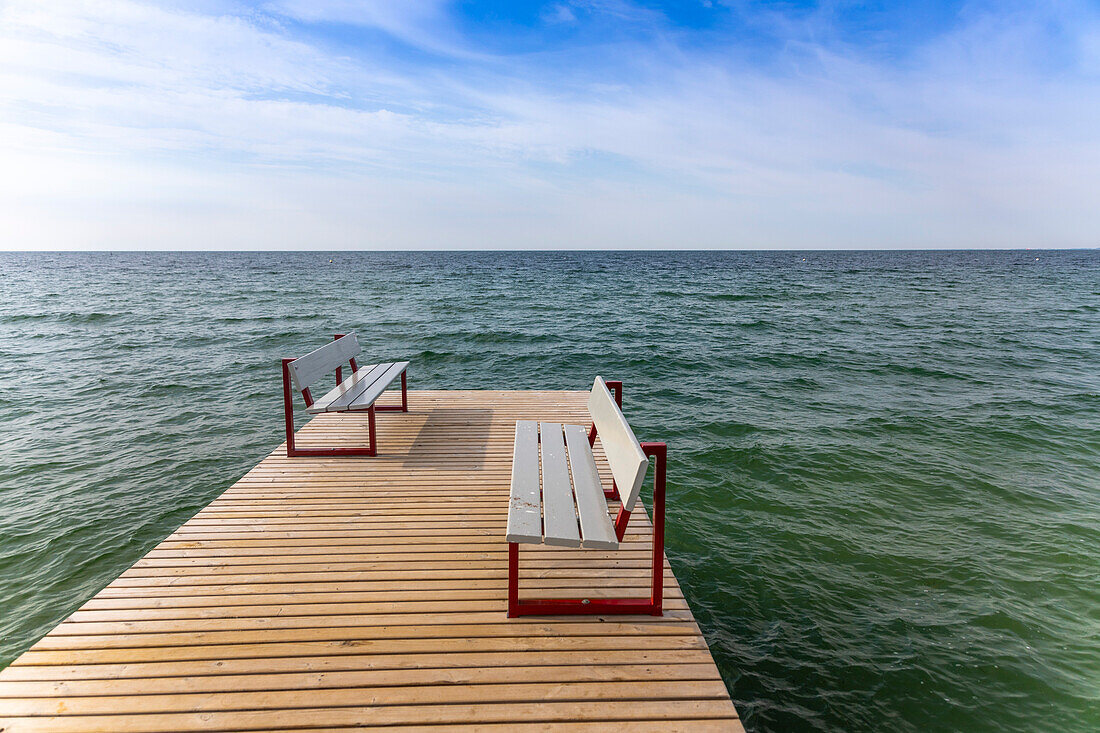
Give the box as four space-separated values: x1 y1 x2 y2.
505 376 667 617
281 333 409 458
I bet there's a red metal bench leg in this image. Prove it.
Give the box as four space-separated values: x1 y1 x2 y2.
368 405 377 455
644 441 666 616
283 358 298 457
507 542 520 617
613 506 631 542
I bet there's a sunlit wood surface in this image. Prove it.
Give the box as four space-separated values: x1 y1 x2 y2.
0 390 742 732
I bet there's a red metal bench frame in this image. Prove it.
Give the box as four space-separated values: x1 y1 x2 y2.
507 382 668 617
281 334 408 458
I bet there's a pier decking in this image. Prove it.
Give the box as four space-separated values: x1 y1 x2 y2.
0 390 742 732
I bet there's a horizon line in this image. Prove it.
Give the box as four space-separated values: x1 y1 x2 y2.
1 247 1096 254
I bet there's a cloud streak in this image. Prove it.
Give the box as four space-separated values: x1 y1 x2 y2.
0 0 1097 249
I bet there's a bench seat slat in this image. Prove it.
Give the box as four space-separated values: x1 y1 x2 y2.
506 421 542 545
306 363 381 414
345 361 410 412
314 362 391 413
563 424 618 550
540 422 582 547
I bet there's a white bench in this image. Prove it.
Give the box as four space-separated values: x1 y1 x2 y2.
506 376 668 616
281 333 409 457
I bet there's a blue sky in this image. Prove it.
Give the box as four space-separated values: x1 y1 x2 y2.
0 0 1097 249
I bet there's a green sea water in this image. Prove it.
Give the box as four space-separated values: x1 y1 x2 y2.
0 250 1097 732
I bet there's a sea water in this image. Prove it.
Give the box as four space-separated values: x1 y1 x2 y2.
0 250 1096 732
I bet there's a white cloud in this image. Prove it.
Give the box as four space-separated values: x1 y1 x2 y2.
0 0 1097 249
543 5 577 24
265 0 481 60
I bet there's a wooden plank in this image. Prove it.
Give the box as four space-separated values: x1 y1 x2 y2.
538 422 581 547
0 389 739 732
0 649 717 681
306 363 384 414
0 700 741 732
564 423 618 550
0 663 724 696
586 377 648 512
345 361 409 411
287 334 361 392
4 679 732 715
505 421 541 544
12 635 711 667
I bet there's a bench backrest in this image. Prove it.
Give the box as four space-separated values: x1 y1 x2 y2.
587 376 648 512
288 333 361 393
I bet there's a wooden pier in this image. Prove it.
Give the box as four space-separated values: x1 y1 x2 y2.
0 390 742 732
